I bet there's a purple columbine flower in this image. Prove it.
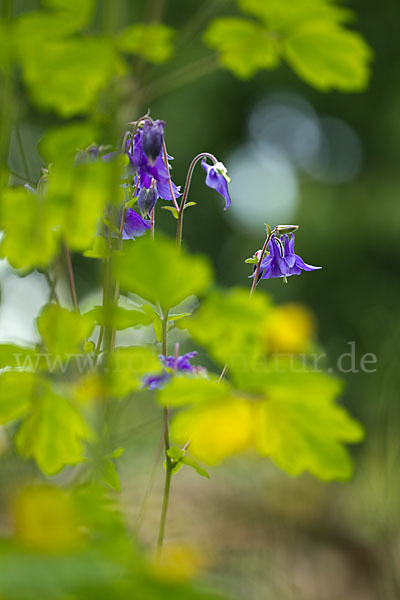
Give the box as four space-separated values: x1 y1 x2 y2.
141 120 165 165
128 127 181 202
143 351 199 390
122 208 151 240
201 160 231 210
258 234 321 280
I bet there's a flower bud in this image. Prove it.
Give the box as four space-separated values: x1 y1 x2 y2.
142 120 165 165
137 186 158 216
274 224 299 235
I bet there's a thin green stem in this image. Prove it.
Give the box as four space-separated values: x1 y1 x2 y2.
162 140 180 212
176 152 217 249
44 271 60 305
250 233 272 297
64 243 79 311
156 310 172 559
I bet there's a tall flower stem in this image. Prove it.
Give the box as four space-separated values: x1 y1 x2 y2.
176 152 217 249
250 233 272 297
64 243 79 311
162 140 180 212
156 310 173 559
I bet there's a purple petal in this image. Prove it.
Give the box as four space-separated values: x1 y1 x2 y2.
201 160 231 210
122 209 151 240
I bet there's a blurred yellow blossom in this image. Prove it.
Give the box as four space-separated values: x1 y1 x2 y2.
263 302 316 354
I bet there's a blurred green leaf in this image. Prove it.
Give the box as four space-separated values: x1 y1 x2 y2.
158 375 231 407
37 304 95 358
42 0 95 28
0 344 36 370
115 235 212 310
100 458 121 492
0 186 59 270
83 236 109 259
0 372 41 424
108 346 161 397
39 122 97 162
116 22 175 64
284 22 372 91
86 305 153 330
180 456 210 479
15 13 124 117
16 389 92 475
238 0 353 30
181 287 271 367
204 17 280 78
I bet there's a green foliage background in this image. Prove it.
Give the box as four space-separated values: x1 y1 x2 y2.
0 0 399 598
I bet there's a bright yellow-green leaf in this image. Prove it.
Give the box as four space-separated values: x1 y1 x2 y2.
16 19 123 117
116 22 175 64
37 305 95 358
100 458 121 491
83 236 109 259
0 186 59 270
15 486 82 552
115 235 212 310
182 287 271 367
0 371 42 424
39 123 97 162
0 344 36 370
42 0 95 29
158 375 231 407
204 17 280 78
284 22 372 91
170 397 254 465
86 305 153 330
47 159 120 251
238 0 353 31
16 390 92 475
108 346 161 397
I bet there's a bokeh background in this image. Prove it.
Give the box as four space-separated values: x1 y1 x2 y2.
2 1 400 598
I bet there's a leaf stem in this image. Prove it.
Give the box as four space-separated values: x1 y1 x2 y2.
250 233 272 297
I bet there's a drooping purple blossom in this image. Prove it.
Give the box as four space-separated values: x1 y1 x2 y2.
128 126 181 202
201 160 231 210
257 234 321 280
122 208 151 240
143 351 200 390
141 120 165 165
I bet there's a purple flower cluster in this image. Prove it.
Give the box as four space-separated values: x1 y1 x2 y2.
128 120 181 203
144 351 199 390
256 234 321 280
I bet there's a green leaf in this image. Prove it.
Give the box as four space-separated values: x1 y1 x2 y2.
284 22 372 91
100 458 121 491
42 0 95 28
39 122 97 162
0 344 36 370
181 287 271 367
161 205 179 219
108 346 161 397
183 202 196 209
0 372 41 424
86 306 153 330
180 456 210 479
83 237 109 259
167 446 185 461
168 313 192 322
37 305 95 358
16 389 92 475
0 186 59 270
115 235 212 310
235 359 364 480
15 16 124 117
204 17 280 78
116 22 175 64
110 447 124 459
238 0 353 31
158 375 231 408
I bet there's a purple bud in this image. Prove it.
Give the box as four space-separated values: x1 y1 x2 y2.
137 186 158 217
142 120 165 165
